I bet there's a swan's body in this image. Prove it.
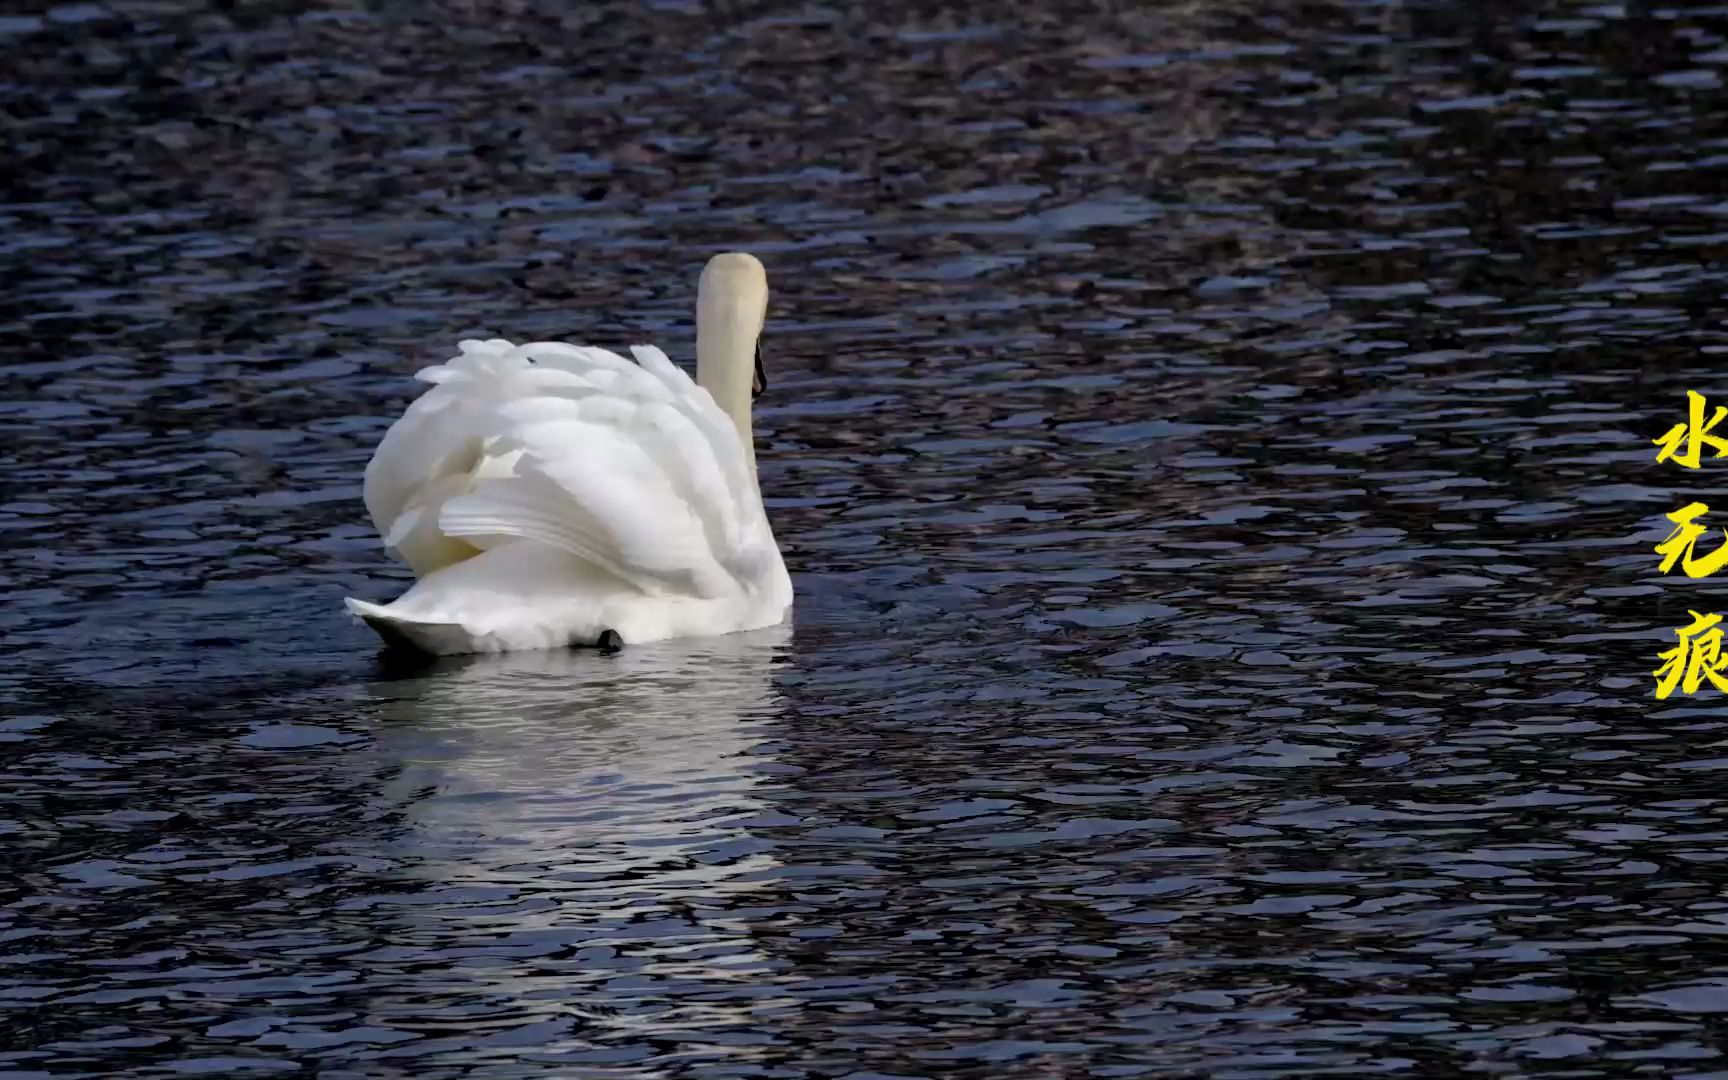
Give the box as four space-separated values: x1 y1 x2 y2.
344 253 791 655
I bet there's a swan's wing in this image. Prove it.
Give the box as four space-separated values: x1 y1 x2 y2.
361 340 507 575
362 339 565 575
366 338 769 597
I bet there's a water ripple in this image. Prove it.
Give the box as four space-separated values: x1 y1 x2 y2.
5 0 1728 1076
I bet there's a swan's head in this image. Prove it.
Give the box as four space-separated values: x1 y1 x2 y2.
697 252 769 396
696 253 770 462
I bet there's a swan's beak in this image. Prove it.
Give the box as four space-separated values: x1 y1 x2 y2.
752 342 767 399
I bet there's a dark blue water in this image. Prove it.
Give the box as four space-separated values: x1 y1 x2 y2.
6 1 1728 1075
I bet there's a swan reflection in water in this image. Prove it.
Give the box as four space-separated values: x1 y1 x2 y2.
349 624 793 1044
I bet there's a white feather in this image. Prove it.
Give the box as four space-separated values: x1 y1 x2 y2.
345 262 791 655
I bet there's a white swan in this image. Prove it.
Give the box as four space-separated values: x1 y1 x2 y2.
344 253 792 655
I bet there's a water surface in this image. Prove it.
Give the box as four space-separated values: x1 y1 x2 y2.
5 1 1728 1075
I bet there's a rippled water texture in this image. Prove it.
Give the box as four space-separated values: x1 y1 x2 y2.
6 1 1728 1075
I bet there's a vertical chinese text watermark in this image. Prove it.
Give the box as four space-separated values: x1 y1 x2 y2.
1653 391 1728 698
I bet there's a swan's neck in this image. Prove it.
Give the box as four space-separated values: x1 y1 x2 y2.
695 252 768 479
696 327 758 474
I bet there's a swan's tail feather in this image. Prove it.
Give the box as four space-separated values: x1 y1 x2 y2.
345 597 475 656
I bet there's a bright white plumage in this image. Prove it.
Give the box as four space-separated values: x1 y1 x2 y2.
345 254 792 655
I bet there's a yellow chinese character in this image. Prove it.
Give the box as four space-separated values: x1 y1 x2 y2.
1656 502 1728 577
1655 611 1728 699
1654 390 1728 468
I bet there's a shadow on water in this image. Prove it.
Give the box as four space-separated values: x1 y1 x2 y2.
318 628 798 1069
361 626 789 884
